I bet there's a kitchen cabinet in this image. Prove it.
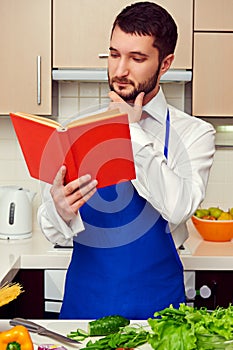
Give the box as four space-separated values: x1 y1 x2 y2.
53 0 192 69
0 0 52 115
0 270 45 319
44 269 66 315
194 0 233 31
192 1 233 117
192 33 233 117
194 271 233 310
0 269 66 319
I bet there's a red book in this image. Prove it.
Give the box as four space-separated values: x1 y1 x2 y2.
10 110 136 188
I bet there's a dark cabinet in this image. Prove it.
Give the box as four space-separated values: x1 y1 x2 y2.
195 271 233 310
0 270 44 319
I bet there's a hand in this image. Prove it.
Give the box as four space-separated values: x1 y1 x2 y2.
50 165 98 224
108 91 145 123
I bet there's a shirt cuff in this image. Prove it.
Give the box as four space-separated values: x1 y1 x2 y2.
45 199 85 239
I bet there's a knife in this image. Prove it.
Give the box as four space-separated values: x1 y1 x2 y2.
10 318 80 345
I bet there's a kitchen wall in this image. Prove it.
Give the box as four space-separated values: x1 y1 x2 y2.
0 82 233 230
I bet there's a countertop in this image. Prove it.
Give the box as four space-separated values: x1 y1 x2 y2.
0 219 233 285
0 226 71 285
0 319 151 349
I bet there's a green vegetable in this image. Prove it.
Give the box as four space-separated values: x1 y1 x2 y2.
147 303 233 350
67 315 130 341
67 328 89 341
68 306 233 349
88 315 130 336
81 324 149 349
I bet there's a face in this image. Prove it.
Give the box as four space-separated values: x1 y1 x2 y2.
108 26 162 103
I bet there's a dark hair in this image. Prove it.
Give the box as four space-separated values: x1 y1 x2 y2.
111 1 178 63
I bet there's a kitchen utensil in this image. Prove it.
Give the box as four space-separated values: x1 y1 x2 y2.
10 318 80 344
192 215 233 242
0 186 36 239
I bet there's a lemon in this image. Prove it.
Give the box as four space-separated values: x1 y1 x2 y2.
218 212 233 220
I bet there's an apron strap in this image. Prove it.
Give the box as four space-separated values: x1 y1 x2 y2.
164 109 170 159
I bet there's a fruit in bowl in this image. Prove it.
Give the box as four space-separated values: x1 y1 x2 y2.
192 207 233 242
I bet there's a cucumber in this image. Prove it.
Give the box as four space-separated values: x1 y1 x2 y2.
88 315 130 336
67 328 89 341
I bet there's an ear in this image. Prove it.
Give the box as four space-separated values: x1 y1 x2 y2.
159 54 175 77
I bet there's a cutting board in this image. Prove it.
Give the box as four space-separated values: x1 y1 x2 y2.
0 319 153 349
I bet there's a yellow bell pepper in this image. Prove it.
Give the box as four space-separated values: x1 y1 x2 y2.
0 325 33 350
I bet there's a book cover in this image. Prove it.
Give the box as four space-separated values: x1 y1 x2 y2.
10 110 136 188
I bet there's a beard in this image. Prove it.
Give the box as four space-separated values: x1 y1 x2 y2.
108 65 161 102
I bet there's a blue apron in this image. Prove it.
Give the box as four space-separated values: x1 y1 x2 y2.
59 110 185 320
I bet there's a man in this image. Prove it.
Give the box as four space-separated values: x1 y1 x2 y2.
38 2 215 319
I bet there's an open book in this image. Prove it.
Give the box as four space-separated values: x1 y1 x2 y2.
10 109 136 188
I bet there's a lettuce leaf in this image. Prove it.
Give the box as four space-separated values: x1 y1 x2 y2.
147 303 233 350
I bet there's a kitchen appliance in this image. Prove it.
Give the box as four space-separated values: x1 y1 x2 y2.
0 186 36 239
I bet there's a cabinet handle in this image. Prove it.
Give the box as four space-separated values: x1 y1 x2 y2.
98 53 109 59
186 285 211 300
37 55 41 105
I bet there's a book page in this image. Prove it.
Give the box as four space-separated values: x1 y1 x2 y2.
66 108 121 128
15 112 61 128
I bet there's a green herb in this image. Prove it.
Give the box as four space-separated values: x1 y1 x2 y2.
80 324 149 349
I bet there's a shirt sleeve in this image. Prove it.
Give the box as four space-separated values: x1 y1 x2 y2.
37 182 85 245
129 113 216 227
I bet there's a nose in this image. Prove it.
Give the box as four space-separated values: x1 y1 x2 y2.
115 57 129 77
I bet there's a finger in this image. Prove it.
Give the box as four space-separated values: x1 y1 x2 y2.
53 165 66 187
68 182 98 214
134 92 145 107
70 178 97 203
71 186 97 213
108 91 125 103
64 174 92 196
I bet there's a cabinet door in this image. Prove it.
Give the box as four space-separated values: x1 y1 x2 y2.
0 270 44 319
0 0 51 115
53 0 192 69
192 33 233 117
195 271 233 309
194 0 233 31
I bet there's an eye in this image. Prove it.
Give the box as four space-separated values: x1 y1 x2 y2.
132 56 146 63
109 51 120 59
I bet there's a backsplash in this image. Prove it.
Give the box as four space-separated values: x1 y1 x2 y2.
0 81 233 229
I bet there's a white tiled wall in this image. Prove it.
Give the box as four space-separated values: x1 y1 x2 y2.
1 81 233 227
58 82 186 119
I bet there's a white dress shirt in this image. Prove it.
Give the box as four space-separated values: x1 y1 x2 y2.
37 87 216 248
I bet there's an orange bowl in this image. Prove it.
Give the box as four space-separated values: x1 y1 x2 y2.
191 215 233 242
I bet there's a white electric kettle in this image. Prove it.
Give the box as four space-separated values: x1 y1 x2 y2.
0 186 36 239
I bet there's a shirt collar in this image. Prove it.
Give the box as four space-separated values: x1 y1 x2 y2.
142 86 168 125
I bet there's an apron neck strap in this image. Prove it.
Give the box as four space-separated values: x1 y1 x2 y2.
164 109 170 159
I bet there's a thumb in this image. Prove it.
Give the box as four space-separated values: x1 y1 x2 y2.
53 165 66 186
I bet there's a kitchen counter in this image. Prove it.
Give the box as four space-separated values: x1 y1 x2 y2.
0 319 152 349
0 227 71 285
181 220 233 270
0 220 233 285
